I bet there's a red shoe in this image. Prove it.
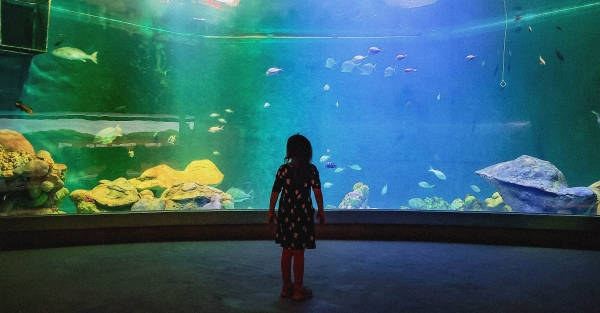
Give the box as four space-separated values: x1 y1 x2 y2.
280 283 294 298
292 286 313 301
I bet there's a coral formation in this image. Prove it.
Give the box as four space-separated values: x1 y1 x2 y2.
423 197 450 210
0 130 68 215
71 160 231 212
338 182 370 209
450 198 465 211
161 181 234 211
464 195 482 211
484 192 503 208
408 198 425 209
129 160 224 194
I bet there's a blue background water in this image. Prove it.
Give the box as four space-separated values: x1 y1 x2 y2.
3 0 600 212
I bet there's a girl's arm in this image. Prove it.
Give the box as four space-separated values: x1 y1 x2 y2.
268 191 279 224
313 188 325 225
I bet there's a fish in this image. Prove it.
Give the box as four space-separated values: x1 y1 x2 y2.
539 55 546 65
208 125 224 133
225 109 234 113
153 132 158 142
528 26 532 32
264 102 271 108
493 64 499 76
319 155 330 163
324 162 337 169
335 101 340 108
210 113 220 117
94 124 122 144
481 61 485 66
15 101 34 114
128 149 134 158
52 47 98 64
470 185 481 192
395 54 407 60
428 166 446 180
325 58 338 70
381 184 388 195
341 60 358 73
465 55 477 61
324 84 330 91
226 188 253 203
384 66 396 77
359 63 376 76
404 68 417 73
437 93 440 100
419 182 435 188
167 135 176 144
515 15 522 21
352 55 368 64
556 26 562 30
592 111 600 127
368 46 383 55
323 182 333 189
334 167 344 173
218 118 227 124
348 164 362 171
266 67 283 76
54 34 65 46
213 151 220 155
555 50 564 61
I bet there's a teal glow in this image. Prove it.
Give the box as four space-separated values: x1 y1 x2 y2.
457 2 600 33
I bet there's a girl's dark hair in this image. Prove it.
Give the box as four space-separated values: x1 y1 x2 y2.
284 134 313 165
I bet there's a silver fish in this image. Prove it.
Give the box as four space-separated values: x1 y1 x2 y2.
341 61 357 73
359 63 376 76
352 55 368 64
325 58 337 70
226 188 253 203
381 184 388 195
470 185 481 192
52 47 98 64
348 164 362 170
266 67 283 76
368 46 383 55
419 182 435 188
384 66 396 77
429 166 446 180
592 110 600 127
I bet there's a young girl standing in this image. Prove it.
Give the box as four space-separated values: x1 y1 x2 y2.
268 134 325 301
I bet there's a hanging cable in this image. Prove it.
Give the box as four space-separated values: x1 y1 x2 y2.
500 0 508 89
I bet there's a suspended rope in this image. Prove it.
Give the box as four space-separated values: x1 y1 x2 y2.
500 0 508 89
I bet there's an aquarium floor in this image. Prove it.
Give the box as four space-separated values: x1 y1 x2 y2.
1 240 599 313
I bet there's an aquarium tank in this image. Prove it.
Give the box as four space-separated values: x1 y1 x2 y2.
0 0 599 216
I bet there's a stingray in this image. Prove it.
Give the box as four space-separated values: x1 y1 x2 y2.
341 60 357 73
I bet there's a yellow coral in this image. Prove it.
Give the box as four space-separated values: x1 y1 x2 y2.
484 192 504 208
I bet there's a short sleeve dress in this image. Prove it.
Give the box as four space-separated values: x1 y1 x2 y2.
272 163 321 250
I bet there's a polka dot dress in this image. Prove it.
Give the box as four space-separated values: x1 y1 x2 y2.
272 163 321 250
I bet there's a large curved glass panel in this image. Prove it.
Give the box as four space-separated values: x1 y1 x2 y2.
1 0 599 216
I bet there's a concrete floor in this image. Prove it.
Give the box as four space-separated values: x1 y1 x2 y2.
1 240 599 313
